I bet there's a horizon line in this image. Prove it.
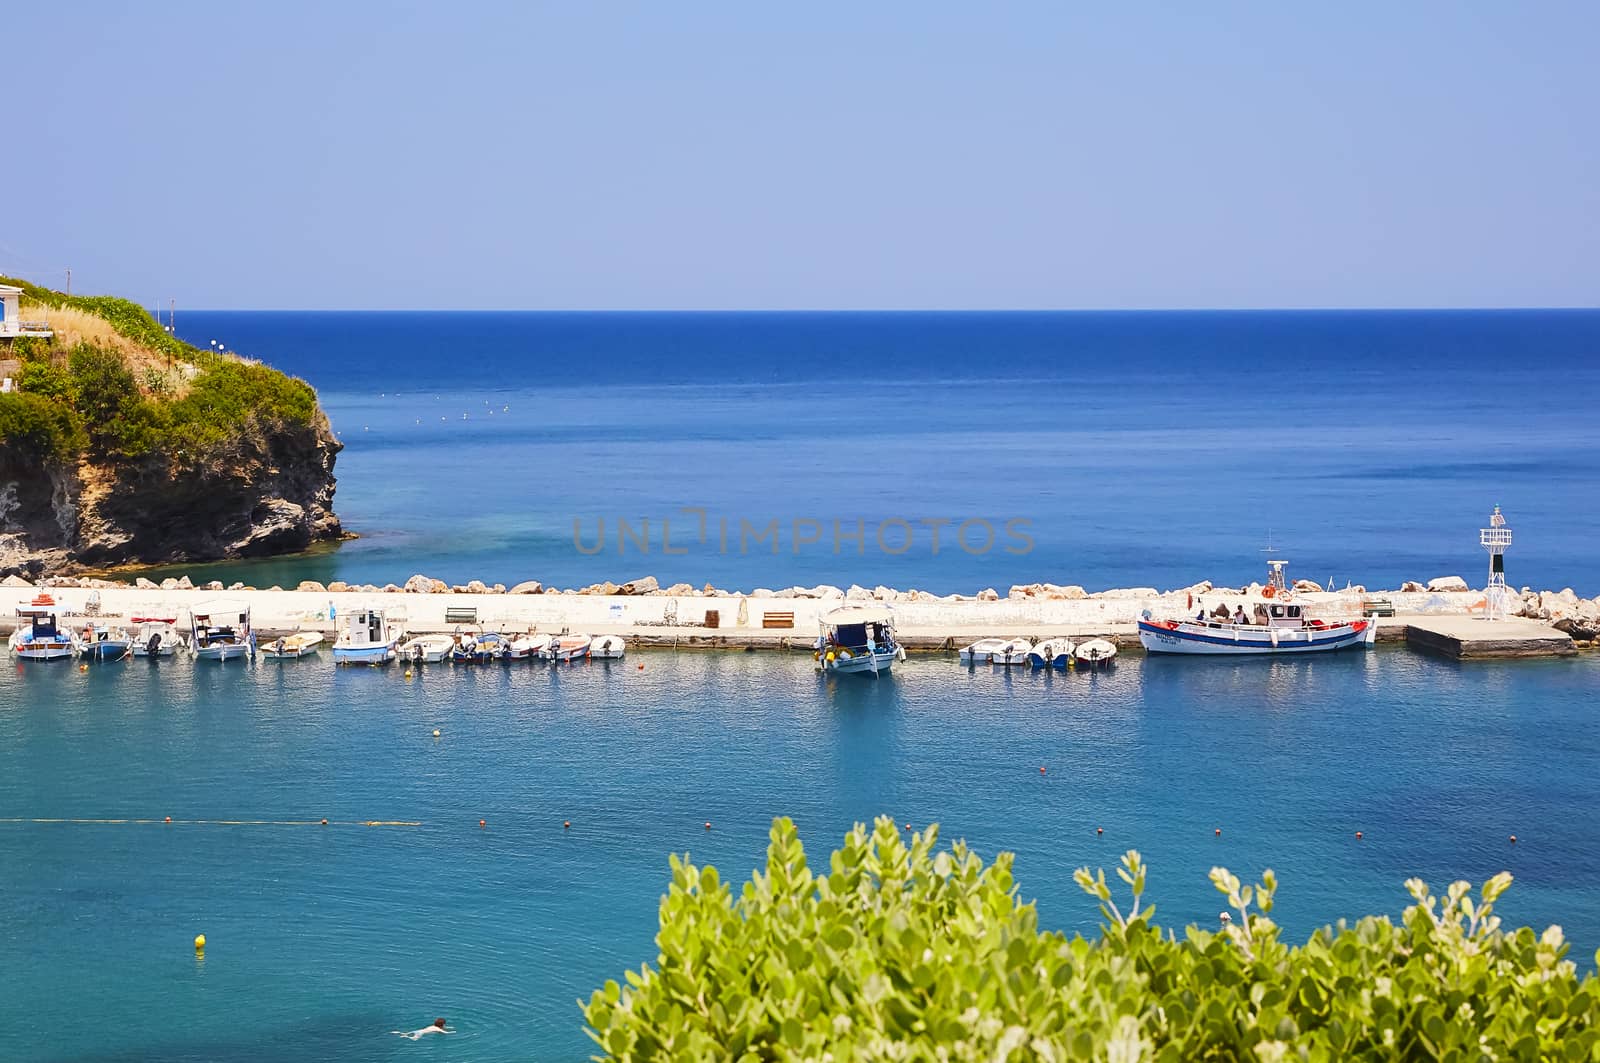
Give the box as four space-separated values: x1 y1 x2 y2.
146 304 1600 314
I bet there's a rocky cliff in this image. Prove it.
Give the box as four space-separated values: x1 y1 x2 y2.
0 410 342 578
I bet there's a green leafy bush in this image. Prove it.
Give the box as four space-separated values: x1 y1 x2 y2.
584 817 1600 1060
15 360 74 404
0 392 86 462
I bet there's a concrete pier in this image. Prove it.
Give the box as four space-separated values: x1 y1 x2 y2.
1405 616 1575 659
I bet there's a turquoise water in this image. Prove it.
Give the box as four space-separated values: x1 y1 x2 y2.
4 648 1598 1061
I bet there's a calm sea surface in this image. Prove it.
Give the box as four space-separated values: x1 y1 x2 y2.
2 649 1598 1061
146 310 1600 595
8 311 1599 1060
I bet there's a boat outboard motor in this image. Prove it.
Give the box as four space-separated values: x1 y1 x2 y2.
147 632 163 655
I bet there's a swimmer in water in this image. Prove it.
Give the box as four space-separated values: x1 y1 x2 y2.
392 1018 450 1040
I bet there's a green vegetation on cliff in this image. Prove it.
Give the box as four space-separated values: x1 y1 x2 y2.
585 817 1600 1060
0 276 320 467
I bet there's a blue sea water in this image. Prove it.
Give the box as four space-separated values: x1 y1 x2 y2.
2 649 1598 1061
150 309 1600 595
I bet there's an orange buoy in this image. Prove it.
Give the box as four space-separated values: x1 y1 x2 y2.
479 819 487 828
1096 827 1103 835
1215 828 1222 836
165 816 172 824
1039 766 1046 775
563 820 570 829
1509 834 1518 843
1355 831 1364 840
704 821 711 830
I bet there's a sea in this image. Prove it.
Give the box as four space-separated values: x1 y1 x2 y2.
4 310 1600 1061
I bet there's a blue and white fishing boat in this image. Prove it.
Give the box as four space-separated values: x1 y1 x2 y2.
1028 638 1074 670
815 607 904 677
332 606 403 666
1138 560 1376 656
78 622 133 661
190 601 255 661
7 594 80 660
452 630 510 663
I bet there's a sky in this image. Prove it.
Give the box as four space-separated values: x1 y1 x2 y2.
2 2 1596 310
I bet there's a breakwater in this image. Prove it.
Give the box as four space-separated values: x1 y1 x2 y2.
6 572 1597 652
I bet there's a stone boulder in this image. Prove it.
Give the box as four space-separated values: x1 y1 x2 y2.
1184 580 1214 595
160 578 180 591
327 581 349 592
465 580 490 594
229 582 247 591
661 582 694 596
404 574 436 594
383 583 401 592
206 581 225 591
618 575 659 596
873 585 897 601
136 577 158 590
977 587 999 602
1553 618 1600 641
492 584 505 594
1292 579 1323 593
1427 576 1469 593
296 580 327 593
1400 581 1425 593
811 585 844 599
510 580 544 595
1096 587 1160 600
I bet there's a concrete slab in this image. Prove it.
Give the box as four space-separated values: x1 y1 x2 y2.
1405 616 1575 659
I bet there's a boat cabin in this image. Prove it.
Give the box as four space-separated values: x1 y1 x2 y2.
818 608 897 652
343 608 393 647
191 601 250 645
1254 601 1305 628
16 604 60 638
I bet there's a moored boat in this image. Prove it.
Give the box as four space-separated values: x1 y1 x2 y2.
453 631 510 662
538 634 592 662
263 631 325 659
131 617 183 657
1138 560 1376 656
991 638 1035 667
8 595 80 660
506 633 549 660
1028 638 1074 670
814 608 903 676
332 607 404 666
959 638 1006 665
189 601 255 661
78 623 133 661
589 634 626 660
1073 638 1118 668
399 634 456 664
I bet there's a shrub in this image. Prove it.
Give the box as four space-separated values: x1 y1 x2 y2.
0 391 86 462
584 817 1600 1060
16 360 74 404
66 343 143 457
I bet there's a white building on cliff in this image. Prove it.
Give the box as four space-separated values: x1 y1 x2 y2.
0 284 54 340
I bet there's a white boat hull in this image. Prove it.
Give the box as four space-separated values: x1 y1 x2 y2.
399 637 455 663
959 639 1006 664
589 635 626 659
8 631 79 660
538 638 591 662
1138 619 1371 656
991 640 1035 667
817 646 900 675
1073 638 1118 667
194 641 253 661
131 640 178 657
264 633 325 660
333 642 398 666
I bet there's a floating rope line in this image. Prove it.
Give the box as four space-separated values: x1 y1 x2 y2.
0 817 422 827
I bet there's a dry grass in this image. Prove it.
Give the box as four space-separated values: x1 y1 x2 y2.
17 300 194 396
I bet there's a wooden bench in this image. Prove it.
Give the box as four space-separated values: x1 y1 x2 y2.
762 611 795 629
444 606 477 625
1361 599 1396 617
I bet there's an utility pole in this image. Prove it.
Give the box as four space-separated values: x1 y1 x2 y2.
65 268 71 294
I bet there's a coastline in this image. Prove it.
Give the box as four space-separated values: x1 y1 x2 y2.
6 575 1595 654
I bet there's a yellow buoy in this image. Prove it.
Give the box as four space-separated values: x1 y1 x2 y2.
194 934 206 950
404 670 414 680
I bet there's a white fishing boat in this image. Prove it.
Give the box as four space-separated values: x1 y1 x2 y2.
332 607 404 666
1028 638 1074 670
78 623 133 661
8 595 80 660
814 608 904 676
453 631 510 662
589 634 626 660
130 617 183 657
1073 638 1119 668
399 634 456 664
263 631 325 659
189 601 255 661
1138 560 1377 657
506 632 549 660
991 638 1035 667
959 638 1006 664
538 634 592 662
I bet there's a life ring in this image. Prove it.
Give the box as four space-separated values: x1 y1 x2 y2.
1262 586 1275 599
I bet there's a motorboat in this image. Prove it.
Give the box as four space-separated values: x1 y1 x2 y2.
814 608 903 677
1028 638 1074 670
538 634 592 662
332 606 404 666
1073 638 1119 668
398 634 456 664
589 634 626 660
8 595 80 660
453 631 510 662
1138 560 1376 656
131 617 183 657
189 601 255 661
78 623 133 661
990 638 1035 667
958 638 1007 665
505 632 550 660
263 631 325 660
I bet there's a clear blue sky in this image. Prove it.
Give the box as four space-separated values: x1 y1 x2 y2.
4 2 1596 309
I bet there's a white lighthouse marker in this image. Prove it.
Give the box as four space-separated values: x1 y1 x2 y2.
1480 505 1512 622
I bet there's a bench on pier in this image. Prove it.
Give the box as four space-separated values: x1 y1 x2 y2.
762 611 795 629
1361 598 1396 617
445 606 478 625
